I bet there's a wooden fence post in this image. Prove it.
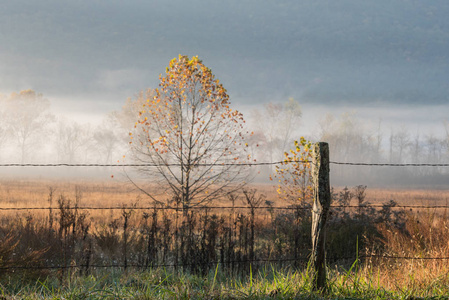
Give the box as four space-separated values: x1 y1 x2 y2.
311 142 331 291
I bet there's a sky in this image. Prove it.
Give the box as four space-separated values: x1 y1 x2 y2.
1 0 449 135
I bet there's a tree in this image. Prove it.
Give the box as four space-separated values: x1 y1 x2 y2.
373 119 383 163
318 112 366 162
410 131 422 164
3 90 54 163
112 89 157 142
92 115 121 164
250 102 282 169
424 134 442 164
393 126 411 163
250 98 302 171
130 55 253 210
281 98 303 153
55 119 91 163
0 95 10 156
317 112 380 183
270 137 313 204
443 120 449 163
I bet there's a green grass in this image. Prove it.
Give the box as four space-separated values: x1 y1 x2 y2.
2 265 449 299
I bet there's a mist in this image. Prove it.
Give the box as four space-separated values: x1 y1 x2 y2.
0 91 448 188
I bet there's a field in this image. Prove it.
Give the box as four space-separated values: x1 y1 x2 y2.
1 179 449 299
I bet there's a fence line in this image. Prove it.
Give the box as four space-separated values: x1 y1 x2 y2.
1 161 449 167
1 204 448 211
0 161 288 167
1 206 302 211
330 161 449 167
0 258 306 271
2 155 449 277
3 254 449 271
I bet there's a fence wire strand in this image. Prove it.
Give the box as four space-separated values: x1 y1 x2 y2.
330 161 449 167
0 258 306 271
3 254 449 271
1 161 449 167
0 161 289 167
0 204 447 211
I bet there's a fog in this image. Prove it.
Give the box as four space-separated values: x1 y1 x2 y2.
0 92 448 189
1 1 448 187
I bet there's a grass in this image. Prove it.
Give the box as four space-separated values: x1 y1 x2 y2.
3 264 449 299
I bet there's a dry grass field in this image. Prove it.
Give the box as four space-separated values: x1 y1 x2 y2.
2 178 448 208
0 179 283 225
1 178 449 297
365 187 449 206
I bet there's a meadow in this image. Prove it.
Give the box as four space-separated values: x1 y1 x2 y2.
1 179 449 299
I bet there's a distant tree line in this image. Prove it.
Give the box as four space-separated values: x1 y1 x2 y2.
315 112 449 186
0 90 123 166
0 90 448 185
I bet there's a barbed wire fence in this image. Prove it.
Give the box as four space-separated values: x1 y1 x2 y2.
1 155 449 274
1 161 449 167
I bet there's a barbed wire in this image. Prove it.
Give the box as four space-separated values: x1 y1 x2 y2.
330 161 449 167
1 161 449 167
0 206 300 211
3 254 449 271
0 161 288 167
0 258 305 271
331 204 449 209
1 204 448 211
364 255 449 260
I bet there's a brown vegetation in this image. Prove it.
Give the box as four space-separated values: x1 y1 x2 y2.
1 179 449 289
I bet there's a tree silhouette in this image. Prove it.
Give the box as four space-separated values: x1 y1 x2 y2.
130 55 253 210
3 90 54 163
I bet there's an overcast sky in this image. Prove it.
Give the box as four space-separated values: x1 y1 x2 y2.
1 0 448 134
